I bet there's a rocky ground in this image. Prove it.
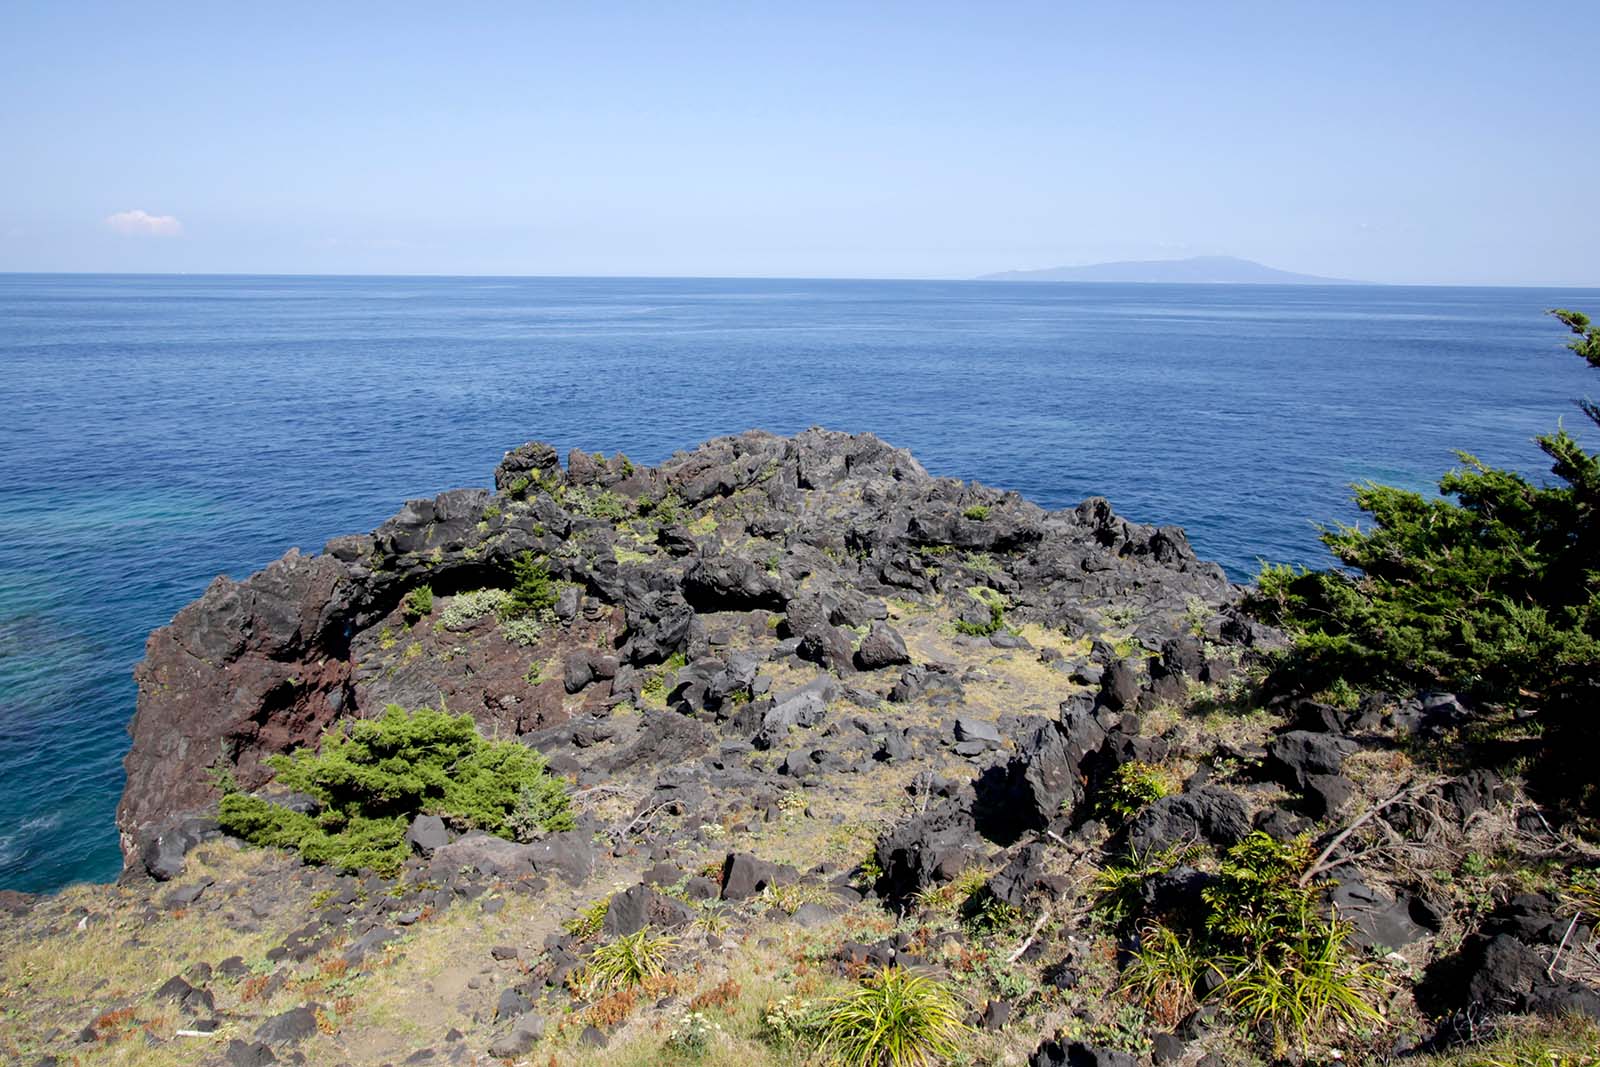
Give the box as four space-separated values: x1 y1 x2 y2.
2 429 1596 1067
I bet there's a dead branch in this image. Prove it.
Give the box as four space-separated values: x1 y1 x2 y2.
1300 780 1431 886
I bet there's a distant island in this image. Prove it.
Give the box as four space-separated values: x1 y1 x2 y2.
977 254 1362 285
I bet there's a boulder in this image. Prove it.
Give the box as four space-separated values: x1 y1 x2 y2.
854 622 911 670
254 1006 318 1046
754 689 828 750
1327 880 1431 950
874 800 980 902
405 814 451 856
1029 1040 1140 1067
1126 787 1251 855
797 626 856 673
682 555 785 611
1265 730 1358 789
602 884 696 936
494 441 561 492
977 707 1108 837
720 853 797 901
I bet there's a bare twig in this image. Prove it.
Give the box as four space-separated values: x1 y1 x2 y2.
1300 781 1430 886
1548 915 1579 979
619 803 669 837
1007 908 1053 964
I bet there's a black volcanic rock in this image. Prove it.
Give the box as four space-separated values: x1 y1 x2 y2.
118 428 1237 876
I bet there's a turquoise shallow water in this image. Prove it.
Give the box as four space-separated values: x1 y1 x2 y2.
1 273 1596 893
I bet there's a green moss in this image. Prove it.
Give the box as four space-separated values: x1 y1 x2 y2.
962 504 991 521
218 704 572 874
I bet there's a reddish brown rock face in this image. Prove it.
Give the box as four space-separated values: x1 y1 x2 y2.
118 550 354 852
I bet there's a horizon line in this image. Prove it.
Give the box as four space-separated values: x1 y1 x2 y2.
3 269 1599 290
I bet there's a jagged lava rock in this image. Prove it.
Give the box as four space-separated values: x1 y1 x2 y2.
118 428 1237 874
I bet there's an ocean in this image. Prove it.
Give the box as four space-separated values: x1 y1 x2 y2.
1 273 1595 893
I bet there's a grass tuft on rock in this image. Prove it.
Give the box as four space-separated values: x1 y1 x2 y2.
218 704 572 874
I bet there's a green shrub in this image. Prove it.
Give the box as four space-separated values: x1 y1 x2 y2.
1248 310 1600 716
499 616 544 647
440 587 510 629
1421 1013 1600 1067
503 552 557 621
666 1010 721 1057
583 489 630 521
817 966 970 1067
218 704 572 874
402 584 433 623
579 928 677 995
962 504 990 521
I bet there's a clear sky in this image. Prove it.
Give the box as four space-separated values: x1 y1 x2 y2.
2 2 1595 284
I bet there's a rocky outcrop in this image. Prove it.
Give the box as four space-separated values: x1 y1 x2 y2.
118 428 1236 874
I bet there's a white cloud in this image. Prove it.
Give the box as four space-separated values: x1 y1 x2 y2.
105 209 183 237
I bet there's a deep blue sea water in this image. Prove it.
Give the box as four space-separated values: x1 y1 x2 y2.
2 273 1596 893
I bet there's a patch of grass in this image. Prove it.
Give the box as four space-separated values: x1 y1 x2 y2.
1420 1014 1600 1066
816 966 970 1067
218 704 573 874
962 504 990 521
579 928 678 996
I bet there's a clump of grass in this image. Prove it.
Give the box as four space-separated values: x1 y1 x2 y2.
817 966 970 1067
1118 922 1201 1028
962 504 990 521
1110 833 1388 1059
759 881 836 914
1217 912 1384 1056
578 928 677 996
912 865 990 915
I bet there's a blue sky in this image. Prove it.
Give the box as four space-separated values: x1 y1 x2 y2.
2 2 1595 284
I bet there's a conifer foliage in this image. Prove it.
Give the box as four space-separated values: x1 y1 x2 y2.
1252 310 1600 710
218 704 572 874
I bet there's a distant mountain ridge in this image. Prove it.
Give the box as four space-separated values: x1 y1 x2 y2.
977 254 1361 285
